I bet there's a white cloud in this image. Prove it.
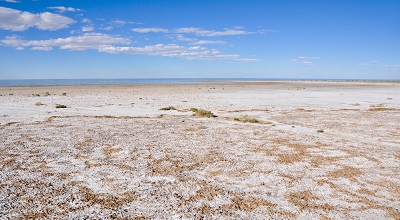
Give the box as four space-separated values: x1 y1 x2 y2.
171 34 227 45
133 27 255 36
4 0 19 3
132 28 169 33
174 27 250 36
82 25 94 32
47 6 82 13
173 34 196 42
290 56 320 65
0 35 23 47
99 44 259 62
189 40 227 45
82 18 91 23
103 26 113 31
31 46 53 51
0 33 131 51
1 34 259 61
382 64 400 71
0 7 75 31
111 19 141 26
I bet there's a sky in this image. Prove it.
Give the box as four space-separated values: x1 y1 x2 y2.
0 0 399 80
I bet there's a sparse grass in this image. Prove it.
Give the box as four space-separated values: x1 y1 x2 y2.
368 107 397 111
45 92 50 96
317 129 324 133
192 109 217 118
55 104 67 108
32 94 40 97
160 106 176 110
190 108 199 112
241 118 259 123
233 117 260 123
61 93 67 96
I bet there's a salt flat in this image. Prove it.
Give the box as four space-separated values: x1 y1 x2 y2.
0 81 399 219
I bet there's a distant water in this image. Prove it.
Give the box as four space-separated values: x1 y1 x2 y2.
0 78 290 86
0 78 397 86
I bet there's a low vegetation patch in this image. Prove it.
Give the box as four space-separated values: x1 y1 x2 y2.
234 117 259 123
317 129 324 133
160 106 176 110
45 92 51 96
62 93 67 96
241 118 259 123
191 108 217 118
368 107 397 111
55 104 67 108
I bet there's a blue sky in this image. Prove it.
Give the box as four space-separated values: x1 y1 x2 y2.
0 0 399 79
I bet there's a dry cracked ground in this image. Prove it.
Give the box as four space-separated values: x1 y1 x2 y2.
0 82 399 219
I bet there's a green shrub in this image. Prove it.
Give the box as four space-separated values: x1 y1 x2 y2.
190 108 199 112
160 106 176 110
234 117 259 123
192 109 216 118
61 93 67 96
317 129 324 133
55 104 67 108
242 118 259 123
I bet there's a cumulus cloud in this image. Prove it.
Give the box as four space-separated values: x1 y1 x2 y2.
112 19 138 25
0 7 75 31
290 56 320 65
47 6 82 13
1 27 260 61
132 28 169 33
172 34 226 45
1 34 258 61
132 27 254 36
189 40 227 45
0 33 131 51
82 25 94 32
82 18 92 23
99 44 259 62
174 27 250 36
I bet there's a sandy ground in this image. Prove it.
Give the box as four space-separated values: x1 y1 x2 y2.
0 81 399 219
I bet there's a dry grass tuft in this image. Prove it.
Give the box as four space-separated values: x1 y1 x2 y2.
234 117 260 123
192 109 217 118
160 106 176 110
368 107 397 111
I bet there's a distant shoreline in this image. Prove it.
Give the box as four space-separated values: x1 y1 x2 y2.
0 78 399 87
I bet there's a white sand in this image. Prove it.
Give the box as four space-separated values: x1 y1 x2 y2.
0 81 399 219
